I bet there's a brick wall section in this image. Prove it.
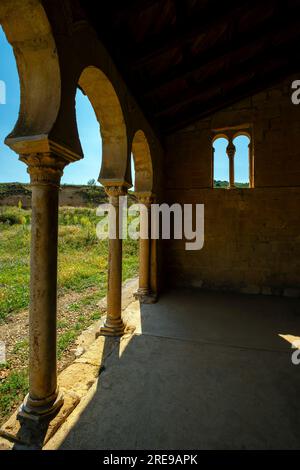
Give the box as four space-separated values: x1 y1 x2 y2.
164 75 300 295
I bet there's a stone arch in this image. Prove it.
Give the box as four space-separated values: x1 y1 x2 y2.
233 133 252 188
131 130 153 193
232 130 251 141
78 66 128 184
212 135 230 188
0 0 61 150
212 133 229 145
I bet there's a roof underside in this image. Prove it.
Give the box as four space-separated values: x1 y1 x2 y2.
78 0 300 135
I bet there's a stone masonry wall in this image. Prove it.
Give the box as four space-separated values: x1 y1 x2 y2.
164 75 300 295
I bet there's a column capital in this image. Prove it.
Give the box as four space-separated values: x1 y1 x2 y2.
226 139 236 158
226 140 236 159
135 191 155 207
104 185 128 197
19 152 69 186
104 184 129 200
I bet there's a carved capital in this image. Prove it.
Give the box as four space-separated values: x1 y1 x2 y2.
226 140 236 159
105 185 128 205
19 153 68 186
135 192 154 207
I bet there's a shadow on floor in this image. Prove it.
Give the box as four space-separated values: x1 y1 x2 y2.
55 289 300 449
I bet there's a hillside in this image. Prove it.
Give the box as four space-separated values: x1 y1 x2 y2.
0 183 109 208
214 180 250 188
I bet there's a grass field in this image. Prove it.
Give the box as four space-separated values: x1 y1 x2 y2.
0 205 139 424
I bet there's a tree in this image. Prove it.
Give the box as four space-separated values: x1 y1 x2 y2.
87 179 96 186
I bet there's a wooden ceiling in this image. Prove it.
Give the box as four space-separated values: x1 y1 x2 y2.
78 0 300 135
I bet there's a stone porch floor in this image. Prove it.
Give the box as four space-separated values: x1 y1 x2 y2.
43 288 300 450
2 288 300 450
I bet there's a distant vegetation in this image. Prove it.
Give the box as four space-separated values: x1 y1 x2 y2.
214 180 249 188
0 182 136 207
0 182 108 206
80 184 107 205
0 205 138 321
0 183 31 198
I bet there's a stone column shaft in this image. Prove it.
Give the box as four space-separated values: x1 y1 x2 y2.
226 140 236 189
138 196 151 295
150 237 158 298
249 141 254 188
99 185 127 336
18 153 66 419
134 193 157 303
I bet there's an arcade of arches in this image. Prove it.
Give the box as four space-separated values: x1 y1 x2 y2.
0 0 300 449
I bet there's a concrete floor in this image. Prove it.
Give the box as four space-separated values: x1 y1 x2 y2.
47 289 300 450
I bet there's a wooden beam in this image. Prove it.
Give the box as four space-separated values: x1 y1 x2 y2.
115 0 161 12
161 58 300 134
142 6 300 96
152 26 300 119
129 0 255 68
81 0 161 18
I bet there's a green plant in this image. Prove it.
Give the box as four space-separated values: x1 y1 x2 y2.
0 370 28 419
12 339 29 355
0 206 31 225
0 183 31 199
57 330 78 358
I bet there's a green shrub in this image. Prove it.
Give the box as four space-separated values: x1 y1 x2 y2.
0 207 30 225
0 183 31 199
0 370 28 418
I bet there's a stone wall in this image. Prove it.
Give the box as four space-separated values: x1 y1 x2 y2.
164 75 300 295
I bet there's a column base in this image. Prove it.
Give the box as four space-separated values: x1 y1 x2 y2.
96 318 127 337
1 391 79 448
18 389 64 423
134 289 157 304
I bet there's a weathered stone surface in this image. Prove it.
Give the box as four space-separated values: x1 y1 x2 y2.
73 346 86 358
58 363 100 398
284 288 300 298
0 392 79 448
74 336 117 368
0 437 14 450
240 285 261 295
261 287 273 296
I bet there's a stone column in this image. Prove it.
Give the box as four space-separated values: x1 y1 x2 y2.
226 139 236 189
212 146 215 187
150 202 158 302
18 153 66 419
248 139 254 188
99 185 128 336
134 193 156 303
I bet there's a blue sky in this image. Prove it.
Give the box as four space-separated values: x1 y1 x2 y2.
0 26 103 185
0 26 249 185
63 89 103 185
0 26 24 182
213 136 250 183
